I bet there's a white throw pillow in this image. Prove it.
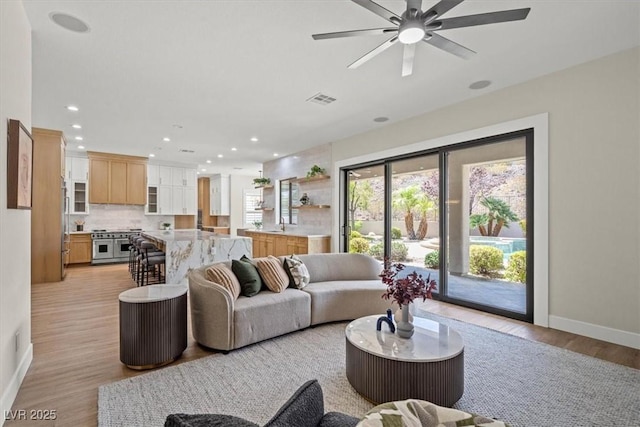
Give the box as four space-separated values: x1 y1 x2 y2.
285 255 310 289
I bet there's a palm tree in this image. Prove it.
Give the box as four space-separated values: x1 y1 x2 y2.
469 213 489 236
472 197 519 236
392 186 421 240
416 194 436 240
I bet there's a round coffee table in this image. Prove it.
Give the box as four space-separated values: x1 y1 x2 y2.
345 315 464 407
119 284 187 370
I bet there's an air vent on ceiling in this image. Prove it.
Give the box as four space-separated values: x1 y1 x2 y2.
233 167 243 170
179 149 195 153
306 93 337 106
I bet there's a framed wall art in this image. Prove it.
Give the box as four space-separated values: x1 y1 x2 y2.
7 119 34 209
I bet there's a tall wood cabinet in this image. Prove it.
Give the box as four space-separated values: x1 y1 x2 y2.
88 152 147 205
31 128 67 283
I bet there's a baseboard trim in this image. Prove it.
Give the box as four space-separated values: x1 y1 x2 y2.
1 344 32 427
549 315 640 350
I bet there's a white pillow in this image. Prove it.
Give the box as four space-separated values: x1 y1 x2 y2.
284 255 310 289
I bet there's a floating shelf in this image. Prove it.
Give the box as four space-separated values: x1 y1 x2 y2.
293 204 331 209
291 175 330 183
254 184 274 189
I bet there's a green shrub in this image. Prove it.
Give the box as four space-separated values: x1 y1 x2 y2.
349 237 370 254
519 219 527 237
354 220 363 232
350 230 362 239
469 245 504 276
391 227 402 240
424 250 440 269
505 251 526 283
368 241 408 261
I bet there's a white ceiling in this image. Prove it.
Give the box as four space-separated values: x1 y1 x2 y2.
23 1 640 176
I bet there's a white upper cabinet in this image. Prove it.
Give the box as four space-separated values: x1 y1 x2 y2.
210 174 230 216
171 167 197 187
147 164 159 186
159 166 173 186
65 157 89 182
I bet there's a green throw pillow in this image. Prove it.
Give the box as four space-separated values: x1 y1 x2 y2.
232 258 262 297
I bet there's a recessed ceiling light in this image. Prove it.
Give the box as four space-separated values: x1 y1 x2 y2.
201 168 206 172
373 116 389 123
250 137 258 142
217 154 223 158
66 105 79 112
50 12 90 33
469 80 491 90
162 137 170 142
273 153 279 157
149 154 155 157
206 160 212 164
71 124 82 129
231 147 237 151
75 136 83 141
77 145 85 150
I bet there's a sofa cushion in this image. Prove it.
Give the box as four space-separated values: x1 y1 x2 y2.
303 280 391 325
356 399 509 427
232 258 263 297
283 255 311 289
233 289 311 349
255 256 289 293
264 379 324 427
165 413 259 427
205 264 241 300
297 253 382 283
320 412 360 427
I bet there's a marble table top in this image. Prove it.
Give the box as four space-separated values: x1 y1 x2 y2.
119 284 187 303
142 229 236 242
345 315 464 362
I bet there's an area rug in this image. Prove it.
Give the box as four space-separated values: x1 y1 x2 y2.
98 314 640 427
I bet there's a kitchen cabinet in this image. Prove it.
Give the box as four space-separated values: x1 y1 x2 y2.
158 186 173 214
172 167 196 187
172 185 196 215
147 164 159 186
210 174 230 216
69 233 92 264
146 164 196 215
66 157 89 181
31 128 66 283
244 231 330 258
88 152 148 205
159 166 173 186
65 157 89 214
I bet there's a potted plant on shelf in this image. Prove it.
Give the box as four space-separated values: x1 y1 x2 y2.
252 220 263 230
380 258 437 338
306 165 326 178
74 219 85 232
253 177 271 186
162 222 171 230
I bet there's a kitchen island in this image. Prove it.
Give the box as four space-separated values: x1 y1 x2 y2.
141 229 251 284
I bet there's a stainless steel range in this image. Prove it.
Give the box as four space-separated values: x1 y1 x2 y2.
91 229 142 265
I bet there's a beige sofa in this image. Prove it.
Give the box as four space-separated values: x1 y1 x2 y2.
188 253 391 351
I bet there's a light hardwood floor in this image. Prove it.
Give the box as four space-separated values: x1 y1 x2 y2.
7 264 639 426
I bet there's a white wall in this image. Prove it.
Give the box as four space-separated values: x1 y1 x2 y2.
332 47 640 347
229 175 258 236
0 0 33 421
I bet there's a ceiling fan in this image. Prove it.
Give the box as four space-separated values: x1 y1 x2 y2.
312 0 531 77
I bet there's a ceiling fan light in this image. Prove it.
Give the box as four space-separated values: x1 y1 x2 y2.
398 21 425 44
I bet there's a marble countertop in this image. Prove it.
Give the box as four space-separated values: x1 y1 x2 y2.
244 229 330 238
142 229 241 242
70 231 92 234
345 315 464 362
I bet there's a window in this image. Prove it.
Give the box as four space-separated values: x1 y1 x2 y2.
279 178 298 225
243 189 262 227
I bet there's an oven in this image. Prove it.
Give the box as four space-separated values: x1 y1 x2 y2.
92 238 114 263
114 238 131 260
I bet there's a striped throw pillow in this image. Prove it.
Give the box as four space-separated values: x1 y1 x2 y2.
255 256 289 293
205 264 241 300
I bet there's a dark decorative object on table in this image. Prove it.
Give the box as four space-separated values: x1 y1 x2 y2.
376 308 395 333
380 258 437 338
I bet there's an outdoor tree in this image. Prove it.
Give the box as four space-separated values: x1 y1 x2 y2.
468 164 524 214
348 180 373 231
469 197 519 236
416 194 436 240
392 186 421 240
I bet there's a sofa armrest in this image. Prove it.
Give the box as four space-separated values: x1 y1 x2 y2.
188 269 235 351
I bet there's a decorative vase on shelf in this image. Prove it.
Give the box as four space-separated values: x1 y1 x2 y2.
299 193 310 205
396 304 414 339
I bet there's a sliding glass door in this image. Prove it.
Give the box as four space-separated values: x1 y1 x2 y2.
341 130 533 322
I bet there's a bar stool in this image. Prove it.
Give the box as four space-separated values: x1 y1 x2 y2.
137 241 165 286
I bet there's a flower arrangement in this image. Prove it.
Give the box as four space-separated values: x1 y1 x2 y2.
380 259 437 308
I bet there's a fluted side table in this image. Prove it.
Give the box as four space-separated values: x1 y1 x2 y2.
345 315 464 407
119 284 187 370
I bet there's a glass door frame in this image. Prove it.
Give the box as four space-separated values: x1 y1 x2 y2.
340 128 534 323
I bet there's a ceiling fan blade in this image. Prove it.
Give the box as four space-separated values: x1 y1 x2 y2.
430 8 531 31
348 35 399 69
421 0 464 23
402 43 416 77
312 28 398 40
423 32 475 59
352 0 401 24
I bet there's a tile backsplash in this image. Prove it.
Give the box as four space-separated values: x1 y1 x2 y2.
70 204 174 231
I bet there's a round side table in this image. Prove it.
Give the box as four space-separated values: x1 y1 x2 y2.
119 284 187 370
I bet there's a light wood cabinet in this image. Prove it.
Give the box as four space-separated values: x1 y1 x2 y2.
245 231 330 258
31 128 66 284
88 152 147 205
210 174 230 215
69 233 92 264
